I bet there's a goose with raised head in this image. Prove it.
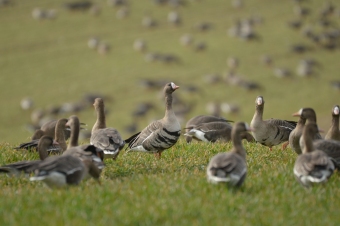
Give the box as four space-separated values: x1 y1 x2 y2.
250 96 296 151
293 123 335 187
206 122 251 187
292 108 322 149
0 136 59 175
14 119 67 153
185 121 254 143
90 98 125 160
325 105 340 141
184 115 233 143
30 155 100 188
125 82 181 159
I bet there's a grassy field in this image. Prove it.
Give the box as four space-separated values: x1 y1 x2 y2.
1 0 340 144
1 0 340 225
1 140 340 225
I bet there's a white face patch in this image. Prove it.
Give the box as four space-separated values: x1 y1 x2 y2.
334 106 339 115
171 82 176 89
256 97 263 105
298 108 303 115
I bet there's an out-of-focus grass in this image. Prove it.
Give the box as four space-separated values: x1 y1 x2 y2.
1 139 340 225
1 0 340 144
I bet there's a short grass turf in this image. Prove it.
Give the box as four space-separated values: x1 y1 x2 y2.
1 140 340 226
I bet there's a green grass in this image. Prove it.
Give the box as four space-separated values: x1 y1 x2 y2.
1 0 340 144
1 140 340 225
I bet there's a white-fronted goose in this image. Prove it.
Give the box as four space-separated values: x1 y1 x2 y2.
288 115 306 154
125 82 181 159
206 122 251 187
90 98 125 160
250 96 296 151
293 123 335 187
292 108 322 149
325 105 340 141
14 119 67 153
184 115 233 143
29 155 100 188
185 121 254 143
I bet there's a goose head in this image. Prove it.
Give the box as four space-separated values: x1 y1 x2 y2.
332 105 340 116
255 96 264 106
93 98 104 110
292 108 317 122
164 82 180 94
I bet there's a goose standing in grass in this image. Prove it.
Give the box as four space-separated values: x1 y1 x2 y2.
293 123 335 187
90 98 125 160
206 122 251 187
184 115 233 143
324 105 340 141
185 121 254 143
125 82 181 159
292 108 322 149
250 96 296 151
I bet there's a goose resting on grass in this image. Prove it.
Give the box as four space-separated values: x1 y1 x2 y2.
250 96 296 151
293 123 335 187
90 98 125 160
125 82 181 159
184 115 234 143
206 122 251 187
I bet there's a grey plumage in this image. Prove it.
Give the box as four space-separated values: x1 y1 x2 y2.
313 139 340 169
125 82 181 159
206 122 250 187
250 96 296 150
293 123 335 187
91 98 125 160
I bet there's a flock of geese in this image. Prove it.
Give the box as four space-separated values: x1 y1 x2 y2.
1 82 340 189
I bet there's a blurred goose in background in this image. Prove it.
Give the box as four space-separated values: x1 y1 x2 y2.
324 105 340 141
292 108 322 149
250 96 296 151
293 123 335 187
185 115 233 143
14 119 67 153
206 122 251 187
91 98 125 160
125 82 181 159
185 121 254 143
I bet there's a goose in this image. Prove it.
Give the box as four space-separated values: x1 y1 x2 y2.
293 123 335 187
29 155 100 188
250 96 296 151
313 139 340 169
90 98 125 160
288 115 306 154
185 121 254 143
125 82 181 159
292 108 322 149
206 122 251 187
184 115 233 143
14 118 67 153
324 105 340 141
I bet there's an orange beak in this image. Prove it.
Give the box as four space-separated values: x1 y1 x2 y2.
292 112 300 117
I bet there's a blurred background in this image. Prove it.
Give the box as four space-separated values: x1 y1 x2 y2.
1 0 339 144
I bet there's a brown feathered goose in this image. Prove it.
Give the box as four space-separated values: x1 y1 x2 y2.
293 123 335 187
250 96 296 151
125 82 181 159
184 115 234 143
292 108 322 149
206 122 251 187
90 98 125 160
325 105 340 141
14 119 67 153
184 121 254 143
289 113 307 155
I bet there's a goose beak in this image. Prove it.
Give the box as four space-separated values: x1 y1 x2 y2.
173 85 180 90
292 112 300 117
